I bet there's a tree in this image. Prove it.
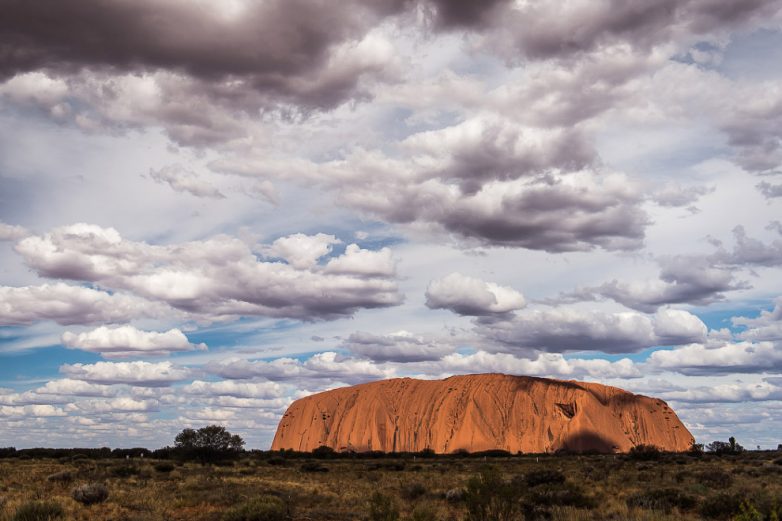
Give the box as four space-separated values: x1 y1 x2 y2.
174 425 245 462
707 437 744 455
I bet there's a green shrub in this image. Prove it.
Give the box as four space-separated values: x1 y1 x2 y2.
464 466 520 521
300 461 328 473
154 462 175 473
734 501 763 521
368 492 399 521
12 501 64 521
525 482 595 510
694 469 733 488
626 488 697 513
401 482 427 501
111 465 140 478
222 495 286 521
409 505 438 521
46 471 74 483
700 492 744 519
71 482 109 505
628 444 662 461
523 469 565 488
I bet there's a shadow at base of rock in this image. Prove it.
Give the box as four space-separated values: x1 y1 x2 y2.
557 430 619 454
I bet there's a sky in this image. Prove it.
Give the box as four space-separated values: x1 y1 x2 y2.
1 0 782 450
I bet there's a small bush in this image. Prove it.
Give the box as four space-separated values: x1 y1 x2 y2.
628 445 662 461
222 495 286 521
409 505 438 521
300 461 328 473
368 492 399 521
312 445 336 459
464 466 520 521
154 462 175 473
626 488 697 513
523 469 565 488
401 482 427 501
734 501 763 521
111 465 140 478
71 482 109 505
46 471 74 483
444 488 466 503
267 457 287 466
700 492 744 519
525 482 595 510
12 500 65 521
693 469 733 488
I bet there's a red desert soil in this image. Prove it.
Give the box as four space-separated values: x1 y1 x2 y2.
271 373 694 454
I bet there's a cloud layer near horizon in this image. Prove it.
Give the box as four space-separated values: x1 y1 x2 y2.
1 0 782 450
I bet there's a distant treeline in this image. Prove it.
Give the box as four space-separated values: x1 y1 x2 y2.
1 443 773 462
0 446 528 461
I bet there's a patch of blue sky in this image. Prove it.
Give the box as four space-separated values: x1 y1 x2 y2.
692 302 770 334
563 347 660 364
717 28 782 81
0 345 101 389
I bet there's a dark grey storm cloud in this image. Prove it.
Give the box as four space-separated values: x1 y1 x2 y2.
482 0 780 61
0 0 410 109
426 0 509 30
433 126 595 195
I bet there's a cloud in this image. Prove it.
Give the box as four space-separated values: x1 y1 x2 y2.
553 225 782 312
182 380 283 400
61 325 207 358
149 165 225 199
430 350 641 380
757 181 782 198
265 233 341 270
336 158 647 252
711 225 782 267
659 380 782 403
733 297 782 342
34 379 118 398
478 308 707 354
0 0 409 113
0 222 28 241
343 331 455 362
584 256 742 312
0 405 66 418
60 361 190 387
324 244 396 278
14 224 402 321
0 283 161 326
213 114 648 252
66 398 159 414
650 182 713 208
425 272 525 316
647 341 782 375
475 0 780 61
206 351 392 385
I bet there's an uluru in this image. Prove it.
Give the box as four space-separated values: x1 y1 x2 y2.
271 373 694 454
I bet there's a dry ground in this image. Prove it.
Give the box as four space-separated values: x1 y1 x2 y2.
1 451 781 520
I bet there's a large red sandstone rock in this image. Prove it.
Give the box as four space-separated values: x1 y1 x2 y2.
271 374 694 453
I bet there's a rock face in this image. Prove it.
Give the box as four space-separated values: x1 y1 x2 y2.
271 374 694 454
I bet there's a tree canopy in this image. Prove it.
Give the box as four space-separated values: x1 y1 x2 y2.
174 425 245 462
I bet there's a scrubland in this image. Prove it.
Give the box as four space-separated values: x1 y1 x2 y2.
1 450 781 521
